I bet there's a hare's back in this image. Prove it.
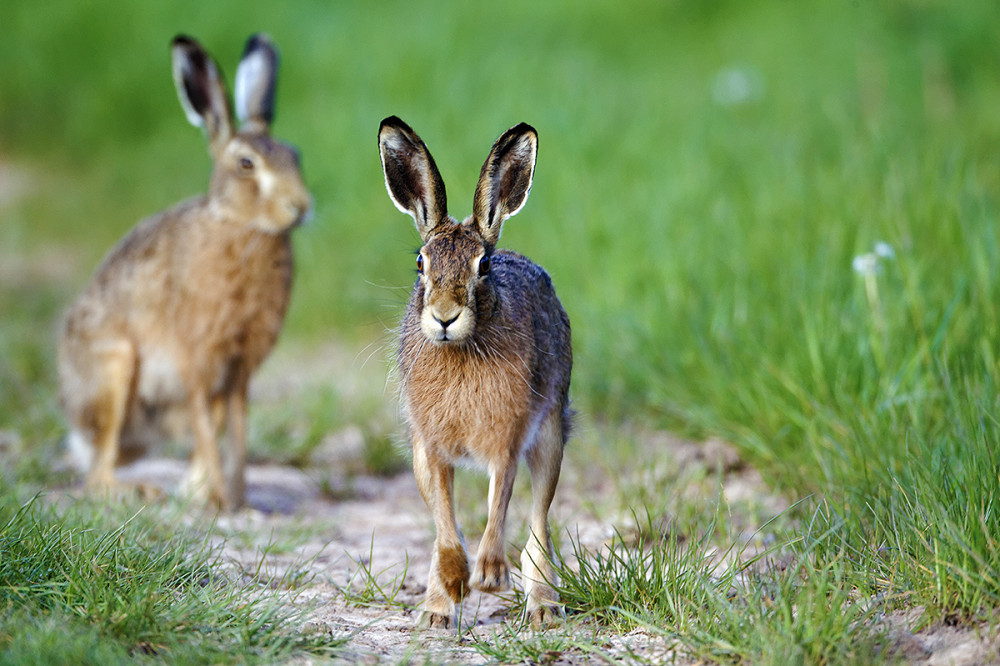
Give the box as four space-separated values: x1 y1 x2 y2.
84 199 205 302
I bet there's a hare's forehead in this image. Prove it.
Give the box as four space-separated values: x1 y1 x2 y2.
422 226 485 267
227 134 301 168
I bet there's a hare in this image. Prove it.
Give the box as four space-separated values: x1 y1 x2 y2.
378 116 572 628
58 33 311 511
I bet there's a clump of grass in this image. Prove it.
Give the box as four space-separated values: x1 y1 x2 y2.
336 534 409 610
469 619 574 665
555 512 889 664
0 495 345 664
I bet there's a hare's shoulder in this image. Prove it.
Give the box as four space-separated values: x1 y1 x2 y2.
492 250 559 301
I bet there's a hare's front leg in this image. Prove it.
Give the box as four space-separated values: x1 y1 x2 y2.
472 451 518 593
521 409 565 627
413 437 468 628
183 388 227 509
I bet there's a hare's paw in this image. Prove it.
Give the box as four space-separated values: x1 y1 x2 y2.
134 482 167 503
471 552 511 592
437 545 470 602
416 610 455 630
85 477 164 505
526 603 564 630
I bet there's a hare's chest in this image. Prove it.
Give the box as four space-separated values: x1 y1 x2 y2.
402 350 531 463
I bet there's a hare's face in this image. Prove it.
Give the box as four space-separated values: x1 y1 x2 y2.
417 223 492 344
211 132 311 233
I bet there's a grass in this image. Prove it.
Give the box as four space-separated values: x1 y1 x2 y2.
0 495 345 664
3 0 1000 662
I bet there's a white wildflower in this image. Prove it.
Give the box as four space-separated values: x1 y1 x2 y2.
710 65 765 107
874 242 895 259
852 253 880 276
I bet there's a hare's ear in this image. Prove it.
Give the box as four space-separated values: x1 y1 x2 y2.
234 33 278 131
379 116 448 240
172 35 233 149
471 123 537 248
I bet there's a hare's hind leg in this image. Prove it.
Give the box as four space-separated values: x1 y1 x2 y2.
521 408 566 627
413 436 468 629
220 383 248 510
75 339 136 494
207 377 249 511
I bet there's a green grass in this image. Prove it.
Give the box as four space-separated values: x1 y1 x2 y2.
3 0 1000 661
553 515 889 664
0 495 344 664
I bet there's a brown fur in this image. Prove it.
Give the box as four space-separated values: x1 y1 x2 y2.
379 116 572 628
58 34 310 511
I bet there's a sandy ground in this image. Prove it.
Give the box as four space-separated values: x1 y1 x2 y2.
112 450 723 664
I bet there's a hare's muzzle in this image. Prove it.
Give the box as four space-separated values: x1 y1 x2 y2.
421 304 473 343
286 195 313 227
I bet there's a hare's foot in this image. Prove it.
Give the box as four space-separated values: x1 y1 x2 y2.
85 477 164 504
471 551 510 593
526 603 564 630
181 459 238 511
417 544 465 630
180 471 230 512
437 545 470 601
521 544 562 628
416 610 454 630
134 482 167 503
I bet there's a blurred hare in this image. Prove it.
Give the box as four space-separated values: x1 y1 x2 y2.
378 116 572 628
58 33 311 511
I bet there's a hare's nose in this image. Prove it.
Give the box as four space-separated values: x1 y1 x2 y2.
434 313 459 329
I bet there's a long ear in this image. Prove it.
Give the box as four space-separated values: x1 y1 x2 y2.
234 33 278 131
471 123 537 248
378 116 448 240
171 35 233 150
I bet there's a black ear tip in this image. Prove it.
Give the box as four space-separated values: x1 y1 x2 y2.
243 32 276 57
510 122 537 138
380 115 411 134
172 34 198 49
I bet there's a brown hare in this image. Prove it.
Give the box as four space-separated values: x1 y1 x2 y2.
58 33 311 511
378 116 572 628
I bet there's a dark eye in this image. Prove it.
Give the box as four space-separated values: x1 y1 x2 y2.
416 253 424 273
478 255 491 277
238 156 255 171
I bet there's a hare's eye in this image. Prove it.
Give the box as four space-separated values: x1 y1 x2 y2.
238 156 255 171
416 254 424 274
478 255 491 277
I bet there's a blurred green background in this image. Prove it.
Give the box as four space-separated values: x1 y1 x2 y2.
3 2 1000 616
